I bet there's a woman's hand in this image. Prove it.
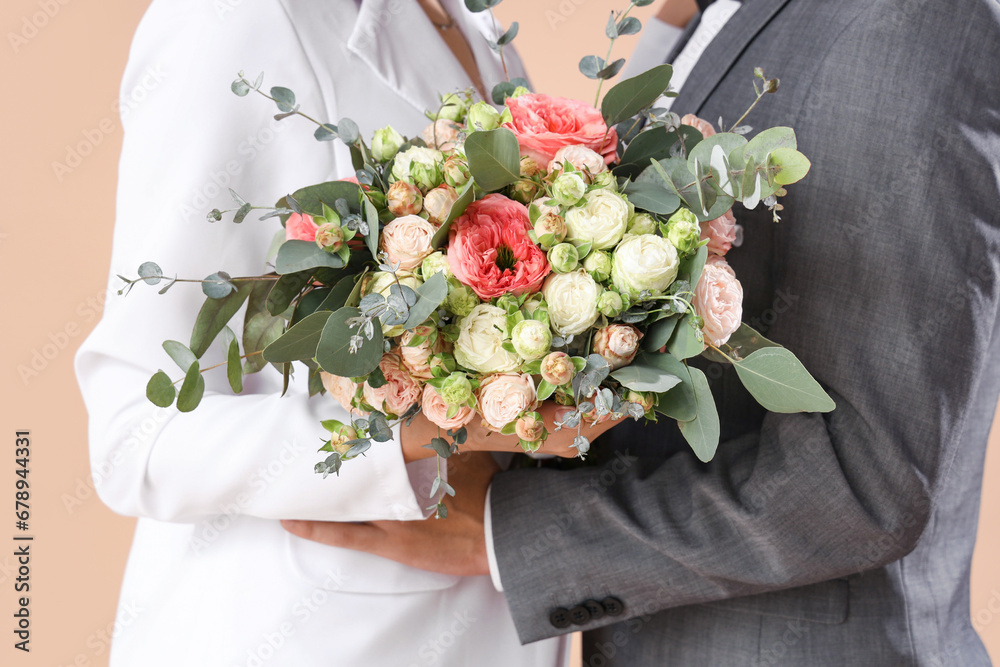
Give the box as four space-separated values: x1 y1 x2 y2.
400 401 625 462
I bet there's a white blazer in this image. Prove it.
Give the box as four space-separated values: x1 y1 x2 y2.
75 1 566 664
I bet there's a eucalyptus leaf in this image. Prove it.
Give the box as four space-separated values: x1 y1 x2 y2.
316 308 384 377
617 16 642 35
643 316 680 352
702 323 780 364
769 147 811 185
610 363 681 393
266 270 312 316
146 370 176 408
654 364 696 422
290 181 361 218
402 272 448 329
677 367 720 462
314 124 338 142
226 336 243 393
270 86 296 113
464 129 520 191
742 126 796 164
498 22 518 45
243 312 285 374
579 55 606 80
138 262 162 285
176 361 205 413
263 311 333 363
601 64 673 127
338 117 360 144
597 58 626 80
163 340 196 372
732 347 835 413
190 281 253 358
202 271 235 299
431 181 475 248
622 181 681 215
424 437 452 458
666 313 704 359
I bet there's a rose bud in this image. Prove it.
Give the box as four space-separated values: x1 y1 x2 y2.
592 324 642 370
433 92 468 122
387 181 423 217
540 351 575 386
327 423 359 456
423 184 459 225
511 319 552 361
596 290 627 318
420 251 451 280
510 179 542 204
446 284 480 318
626 390 655 413
466 101 501 132
547 242 580 273
439 372 474 406
533 211 567 250
626 212 658 236
520 156 542 178
315 222 345 253
665 208 701 255
582 249 612 282
371 125 404 162
551 172 587 207
515 411 546 445
443 155 472 189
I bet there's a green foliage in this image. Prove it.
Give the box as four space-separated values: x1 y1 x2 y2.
290 181 362 218
162 340 196 372
146 371 176 408
431 181 476 248
176 361 205 413
266 271 312 316
615 125 701 180
226 334 243 394
316 308 384 378
243 312 285 374
610 362 681 393
402 272 449 329
601 64 673 127
769 147 811 185
274 241 346 275
642 316 679 352
190 281 254 358
677 367 720 462
138 262 162 285
622 181 680 215
702 323 779 364
464 129 521 191
263 311 333 363
732 347 836 413
666 314 704 359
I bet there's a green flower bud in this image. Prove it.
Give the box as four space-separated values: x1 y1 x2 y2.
443 155 472 189
520 156 542 178
411 161 444 192
327 423 359 456
510 179 542 204
511 319 552 361
371 125 404 162
589 170 617 190
547 242 580 273
391 146 445 192
626 212 658 236
446 284 479 317
582 250 612 282
596 290 626 318
434 92 468 122
510 86 530 99
421 251 451 280
665 208 701 254
439 372 473 406
315 222 345 253
466 101 501 132
551 172 587 206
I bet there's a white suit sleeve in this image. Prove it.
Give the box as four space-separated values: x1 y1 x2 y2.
75 0 438 524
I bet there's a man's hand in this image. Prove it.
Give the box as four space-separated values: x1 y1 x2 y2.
281 451 499 576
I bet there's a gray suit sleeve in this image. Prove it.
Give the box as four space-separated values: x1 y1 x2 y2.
490 2 1000 643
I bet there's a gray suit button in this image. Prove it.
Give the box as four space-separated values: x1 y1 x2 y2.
583 599 605 620
602 597 625 616
569 605 592 625
549 608 572 629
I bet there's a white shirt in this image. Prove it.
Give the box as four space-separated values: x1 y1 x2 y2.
76 0 566 664
484 2 742 593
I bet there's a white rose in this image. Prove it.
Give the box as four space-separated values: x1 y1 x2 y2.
548 145 608 178
381 215 435 271
477 373 537 431
564 190 629 250
611 233 679 297
542 269 601 336
454 304 522 373
391 146 444 189
510 319 552 360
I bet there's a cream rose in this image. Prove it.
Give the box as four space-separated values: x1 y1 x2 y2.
548 145 608 179
611 233 679 297
454 304 522 373
477 373 538 431
381 215 435 271
693 256 743 347
421 119 462 152
362 353 422 417
542 269 601 336
564 190 629 250
422 185 459 225
592 324 641 370
421 385 476 430
320 372 364 416
399 330 441 380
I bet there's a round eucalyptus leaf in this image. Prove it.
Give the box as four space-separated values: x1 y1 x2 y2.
138 262 162 285
202 272 236 299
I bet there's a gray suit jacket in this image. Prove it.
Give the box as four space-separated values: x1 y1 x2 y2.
490 0 1000 664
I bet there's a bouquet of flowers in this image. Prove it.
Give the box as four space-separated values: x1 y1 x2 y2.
123 0 833 513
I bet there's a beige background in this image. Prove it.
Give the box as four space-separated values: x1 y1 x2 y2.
0 1 997 665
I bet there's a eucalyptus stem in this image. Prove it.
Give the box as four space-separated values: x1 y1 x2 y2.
488 8 510 82
594 1 637 107
169 351 264 386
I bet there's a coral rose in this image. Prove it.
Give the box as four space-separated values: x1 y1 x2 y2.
503 93 617 166
701 209 737 256
362 353 422 417
446 194 551 299
285 212 319 243
693 256 744 347
421 385 476 431
477 373 538 431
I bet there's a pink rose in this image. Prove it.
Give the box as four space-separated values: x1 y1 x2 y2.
701 209 737 256
539 351 574 386
514 413 545 442
320 372 365 416
477 373 538 431
592 324 642 370
693 256 744 347
381 215 435 271
681 114 716 138
423 185 459 225
341 175 361 185
387 181 423 217
503 93 618 166
446 194 551 300
422 119 463 152
400 330 446 380
421 385 476 431
547 145 608 179
285 212 319 242
363 353 422 417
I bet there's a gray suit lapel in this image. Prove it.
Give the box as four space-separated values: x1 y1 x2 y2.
672 0 794 113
